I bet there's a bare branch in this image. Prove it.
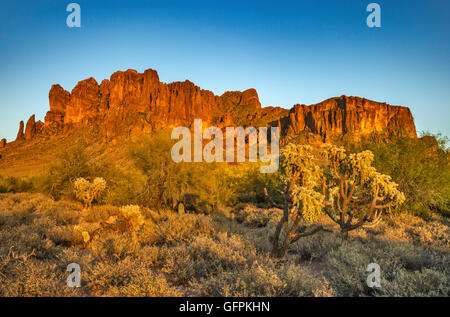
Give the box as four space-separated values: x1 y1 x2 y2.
291 225 331 243
324 207 340 224
264 187 283 209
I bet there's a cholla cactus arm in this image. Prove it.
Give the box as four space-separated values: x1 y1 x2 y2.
361 174 405 227
292 186 324 225
323 186 340 224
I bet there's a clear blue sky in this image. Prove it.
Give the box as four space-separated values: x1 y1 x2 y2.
0 0 449 141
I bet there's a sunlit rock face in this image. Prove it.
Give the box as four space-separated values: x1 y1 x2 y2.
287 95 416 140
16 68 417 142
45 84 70 125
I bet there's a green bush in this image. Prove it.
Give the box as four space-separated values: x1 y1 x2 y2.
0 175 34 193
130 131 239 212
37 142 141 205
345 133 450 218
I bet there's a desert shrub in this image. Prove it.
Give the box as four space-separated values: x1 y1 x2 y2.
0 194 80 249
46 224 77 247
234 204 282 227
0 249 82 297
323 242 375 296
0 221 60 260
74 205 151 250
42 201 81 225
322 238 450 296
155 213 215 244
158 245 195 285
108 270 181 297
85 256 180 296
89 160 144 206
73 225 91 247
202 259 332 297
118 205 145 234
81 205 120 223
381 268 449 296
345 133 450 218
0 176 11 193
202 262 284 296
89 231 140 261
233 164 283 204
291 231 344 262
0 208 35 228
40 142 141 205
43 142 92 199
130 131 239 212
0 174 51 195
373 213 450 250
1 174 43 193
160 232 257 285
136 221 159 245
0 192 56 214
136 245 160 266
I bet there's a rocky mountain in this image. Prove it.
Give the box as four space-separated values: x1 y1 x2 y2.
4 68 417 146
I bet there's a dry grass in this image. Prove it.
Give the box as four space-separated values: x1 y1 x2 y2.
0 193 448 297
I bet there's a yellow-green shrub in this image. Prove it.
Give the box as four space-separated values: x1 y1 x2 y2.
73 177 107 208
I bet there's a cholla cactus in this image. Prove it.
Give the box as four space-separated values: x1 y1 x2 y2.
265 143 407 257
264 144 328 258
320 144 405 237
74 225 90 247
119 205 145 235
73 177 107 208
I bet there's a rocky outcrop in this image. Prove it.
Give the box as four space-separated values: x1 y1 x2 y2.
286 96 416 140
102 69 221 136
24 115 36 140
0 139 6 148
64 77 101 125
45 84 70 125
13 68 417 143
8 116 42 143
15 121 24 141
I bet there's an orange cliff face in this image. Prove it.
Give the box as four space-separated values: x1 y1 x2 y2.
45 69 225 137
3 68 417 146
286 96 417 140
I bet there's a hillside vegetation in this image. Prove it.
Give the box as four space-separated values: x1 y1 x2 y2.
0 131 449 297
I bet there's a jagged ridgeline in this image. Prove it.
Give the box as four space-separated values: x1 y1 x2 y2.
2 68 416 147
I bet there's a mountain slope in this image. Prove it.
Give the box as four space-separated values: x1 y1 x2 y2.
0 68 417 176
